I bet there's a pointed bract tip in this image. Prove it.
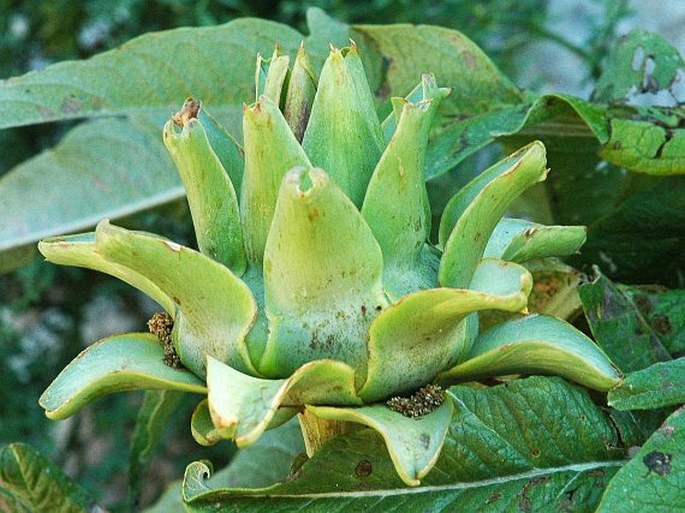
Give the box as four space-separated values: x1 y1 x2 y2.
171 97 201 128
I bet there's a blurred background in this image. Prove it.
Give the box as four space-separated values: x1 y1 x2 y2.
1 0 684 510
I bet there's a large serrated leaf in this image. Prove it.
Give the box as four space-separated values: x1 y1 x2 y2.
608 358 685 411
619 285 685 356
579 270 673 372
597 405 685 513
0 443 96 512
182 377 626 511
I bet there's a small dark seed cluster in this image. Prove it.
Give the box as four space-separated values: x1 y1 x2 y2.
387 384 444 418
147 312 183 369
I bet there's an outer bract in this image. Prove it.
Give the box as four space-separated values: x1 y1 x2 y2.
38 43 621 486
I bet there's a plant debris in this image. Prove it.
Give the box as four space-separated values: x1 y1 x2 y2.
147 312 183 369
387 384 444 417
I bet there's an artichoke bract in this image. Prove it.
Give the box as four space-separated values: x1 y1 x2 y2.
37 43 621 486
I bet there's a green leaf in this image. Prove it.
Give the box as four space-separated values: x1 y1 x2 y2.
308 399 453 486
0 19 304 129
302 44 385 207
579 270 673 373
597 405 685 513
141 481 184 513
95 221 258 377
439 141 548 289
182 377 625 512
425 103 529 180
208 418 305 490
517 130 685 287
608 358 685 411
593 30 685 105
440 315 621 391
305 8 351 55
261 167 386 377
191 399 231 446
163 101 246 273
206 357 360 447
240 95 312 265
129 390 184 507
353 23 524 111
39 333 206 420
619 285 685 355
38 231 175 314
600 117 685 176
0 117 181 254
580 175 685 286
438 141 547 248
0 443 96 512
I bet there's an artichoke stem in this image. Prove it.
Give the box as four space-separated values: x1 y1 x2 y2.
297 410 355 457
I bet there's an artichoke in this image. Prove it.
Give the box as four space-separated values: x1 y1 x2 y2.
37 43 621 486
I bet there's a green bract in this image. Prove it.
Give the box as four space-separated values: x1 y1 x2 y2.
37 43 621 487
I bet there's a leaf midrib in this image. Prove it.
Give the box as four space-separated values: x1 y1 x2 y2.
224 460 626 499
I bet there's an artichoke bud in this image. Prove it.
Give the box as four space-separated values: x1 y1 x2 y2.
36 39 625 490
283 43 317 142
255 45 290 106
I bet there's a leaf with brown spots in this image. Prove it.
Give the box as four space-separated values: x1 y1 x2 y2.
598 405 685 512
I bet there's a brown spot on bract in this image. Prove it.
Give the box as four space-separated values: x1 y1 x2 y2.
643 451 672 476
462 50 475 69
308 208 320 222
38 106 55 119
61 95 82 114
613 141 622 150
354 459 373 478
